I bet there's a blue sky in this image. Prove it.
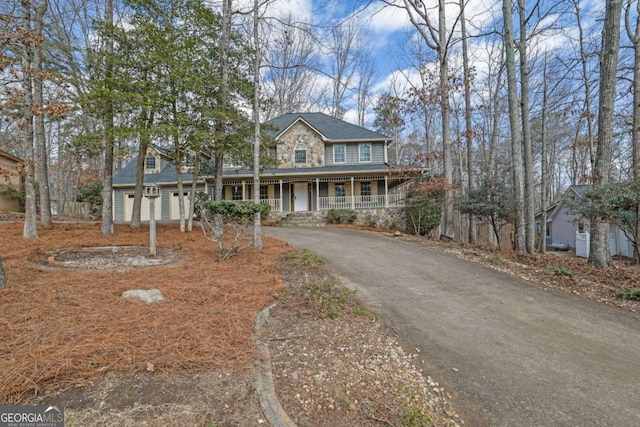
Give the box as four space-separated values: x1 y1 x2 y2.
238 0 609 126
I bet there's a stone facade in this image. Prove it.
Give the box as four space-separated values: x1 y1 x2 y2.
276 122 325 168
355 208 406 230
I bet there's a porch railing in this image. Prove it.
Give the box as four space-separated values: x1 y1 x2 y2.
318 195 404 211
238 195 404 212
262 199 281 212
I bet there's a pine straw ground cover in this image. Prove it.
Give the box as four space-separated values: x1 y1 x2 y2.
0 221 288 404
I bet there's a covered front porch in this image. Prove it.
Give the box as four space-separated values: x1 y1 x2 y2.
206 174 409 214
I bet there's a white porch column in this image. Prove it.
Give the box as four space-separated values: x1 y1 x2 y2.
350 177 355 209
384 176 389 208
316 178 320 211
242 180 246 200
279 179 283 212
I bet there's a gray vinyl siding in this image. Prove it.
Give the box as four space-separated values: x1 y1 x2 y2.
550 206 581 248
114 189 126 221
372 143 385 162
326 142 385 166
161 188 171 220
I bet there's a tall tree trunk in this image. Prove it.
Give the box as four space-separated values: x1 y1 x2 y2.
252 0 263 250
574 0 596 173
214 0 231 202
439 0 454 239
0 256 6 289
518 0 535 254
172 94 186 232
101 0 115 235
539 55 550 253
590 0 623 268
22 0 38 239
460 0 476 244
503 0 525 252
626 0 640 264
187 151 200 232
33 0 51 228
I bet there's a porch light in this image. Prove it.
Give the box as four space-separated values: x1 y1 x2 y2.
143 183 160 257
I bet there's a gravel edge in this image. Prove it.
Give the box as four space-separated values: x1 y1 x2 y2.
255 304 298 427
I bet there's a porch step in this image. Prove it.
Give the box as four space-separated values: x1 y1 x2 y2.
277 212 327 227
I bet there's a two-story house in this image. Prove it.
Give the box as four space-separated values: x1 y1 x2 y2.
112 112 411 222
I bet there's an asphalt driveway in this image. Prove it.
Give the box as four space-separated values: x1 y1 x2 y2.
265 227 640 426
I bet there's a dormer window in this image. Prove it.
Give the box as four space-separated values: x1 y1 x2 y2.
295 144 307 164
145 156 156 169
145 155 159 174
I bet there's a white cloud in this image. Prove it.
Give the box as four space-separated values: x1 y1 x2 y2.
363 2 411 36
235 0 313 21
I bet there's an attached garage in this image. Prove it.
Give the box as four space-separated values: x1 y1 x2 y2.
170 191 190 220
123 193 162 221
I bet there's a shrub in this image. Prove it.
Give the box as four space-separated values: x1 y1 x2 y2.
327 209 357 224
404 176 444 236
200 200 262 260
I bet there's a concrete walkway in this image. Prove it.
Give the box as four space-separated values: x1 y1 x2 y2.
265 227 640 427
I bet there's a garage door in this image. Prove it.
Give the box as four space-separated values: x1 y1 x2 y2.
124 193 162 221
170 191 191 220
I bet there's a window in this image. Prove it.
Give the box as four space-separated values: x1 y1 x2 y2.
145 156 157 170
361 182 371 196
359 144 371 162
546 224 551 237
334 144 346 163
335 183 346 198
295 144 307 164
260 185 269 200
232 186 242 201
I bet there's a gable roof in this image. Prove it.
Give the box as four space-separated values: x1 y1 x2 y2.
264 113 390 142
548 184 591 220
0 149 24 164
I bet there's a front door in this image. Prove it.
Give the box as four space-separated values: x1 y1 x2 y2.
293 183 308 212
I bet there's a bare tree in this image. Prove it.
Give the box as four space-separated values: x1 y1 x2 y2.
517 0 535 253
325 24 362 119
573 0 597 175
21 0 39 239
625 0 640 260
503 0 525 252
355 55 376 127
539 54 550 253
383 0 457 238
590 0 623 268
460 0 476 244
262 15 320 119
33 0 51 228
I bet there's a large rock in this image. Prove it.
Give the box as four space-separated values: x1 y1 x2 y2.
122 289 164 304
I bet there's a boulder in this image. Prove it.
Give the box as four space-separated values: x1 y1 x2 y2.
122 289 164 304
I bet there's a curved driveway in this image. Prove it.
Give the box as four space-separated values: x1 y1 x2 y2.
265 227 640 426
